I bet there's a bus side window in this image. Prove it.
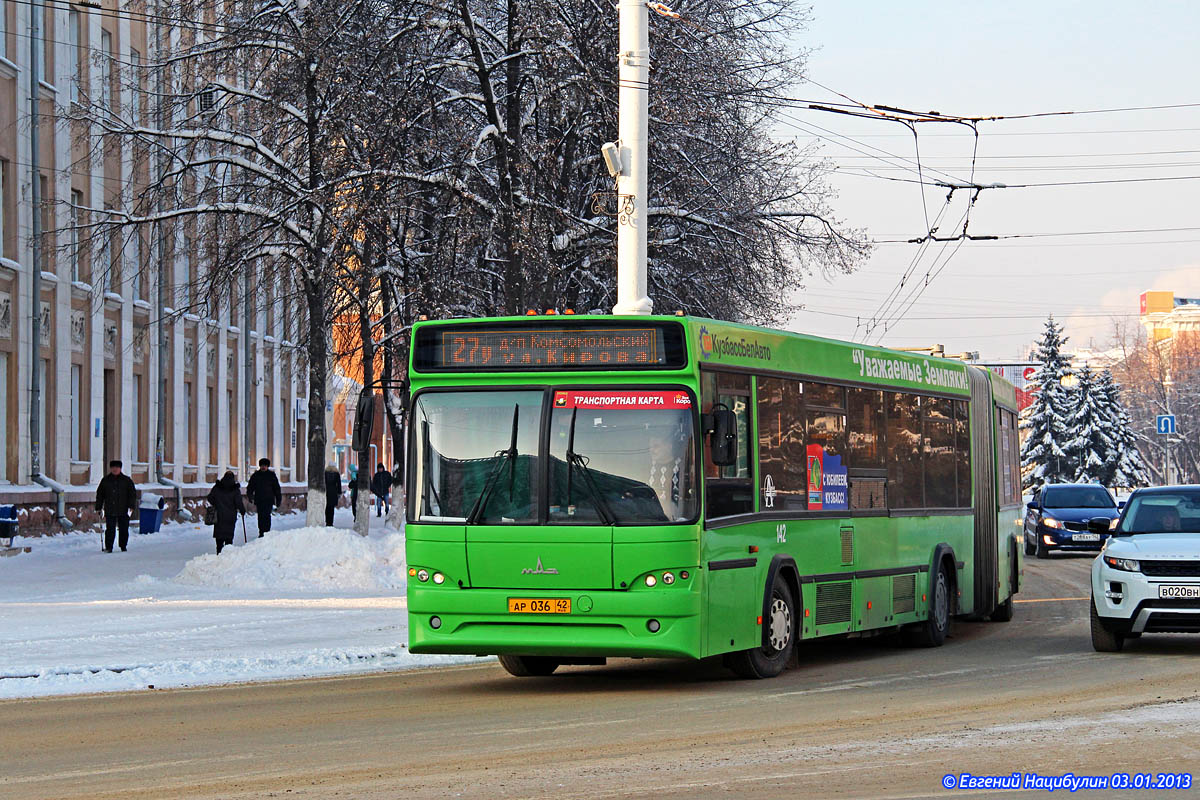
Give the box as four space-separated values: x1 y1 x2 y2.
701 371 753 518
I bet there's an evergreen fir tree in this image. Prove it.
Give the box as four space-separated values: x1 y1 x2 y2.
1096 369 1150 488
1064 365 1111 483
1020 316 1074 487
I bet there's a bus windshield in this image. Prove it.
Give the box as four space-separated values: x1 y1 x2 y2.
548 390 698 524
411 388 698 525
412 390 544 523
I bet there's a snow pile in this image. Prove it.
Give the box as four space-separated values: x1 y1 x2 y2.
174 527 408 592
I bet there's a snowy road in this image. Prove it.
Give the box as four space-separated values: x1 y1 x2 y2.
1 553 1197 800
0 509 473 698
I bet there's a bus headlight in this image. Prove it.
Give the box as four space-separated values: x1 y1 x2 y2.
662 572 675 585
417 569 429 582
645 574 657 587
432 572 445 585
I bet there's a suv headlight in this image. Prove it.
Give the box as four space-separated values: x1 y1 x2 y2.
1042 517 1063 529
1103 556 1140 572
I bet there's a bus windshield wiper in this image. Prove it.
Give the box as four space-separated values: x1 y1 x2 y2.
466 404 519 524
565 407 617 524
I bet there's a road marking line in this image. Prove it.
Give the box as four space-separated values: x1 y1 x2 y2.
1015 596 1087 603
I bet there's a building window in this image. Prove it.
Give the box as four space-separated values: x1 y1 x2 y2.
228 387 238 465
0 0 7 61
40 359 51 465
281 396 289 467
132 373 143 462
182 237 193 307
129 47 141 125
68 9 80 104
69 190 83 282
208 386 217 465
0 353 7 481
185 380 194 464
100 218 113 292
132 231 144 300
0 159 6 260
70 364 82 460
100 30 113 110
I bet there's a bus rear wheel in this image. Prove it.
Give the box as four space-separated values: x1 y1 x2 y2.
497 655 560 677
729 578 795 679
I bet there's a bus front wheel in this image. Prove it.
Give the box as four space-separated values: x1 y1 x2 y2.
729 578 796 679
498 655 560 677
906 562 952 647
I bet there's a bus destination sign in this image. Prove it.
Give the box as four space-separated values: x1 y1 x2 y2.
423 325 679 371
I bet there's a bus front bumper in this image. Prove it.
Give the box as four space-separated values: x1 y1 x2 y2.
408 585 703 659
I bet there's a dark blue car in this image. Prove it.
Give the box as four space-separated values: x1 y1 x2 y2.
1023 484 1122 558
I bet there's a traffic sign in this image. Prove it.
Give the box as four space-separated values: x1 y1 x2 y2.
1156 414 1177 435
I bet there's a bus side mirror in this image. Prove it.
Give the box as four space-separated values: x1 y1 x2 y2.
709 405 737 467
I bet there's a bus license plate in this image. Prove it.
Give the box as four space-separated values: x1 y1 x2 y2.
1158 585 1200 599
508 598 571 614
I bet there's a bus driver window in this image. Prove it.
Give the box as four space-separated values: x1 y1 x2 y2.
702 371 753 519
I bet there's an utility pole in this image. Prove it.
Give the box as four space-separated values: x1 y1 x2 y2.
610 0 652 316
1164 375 1173 485
28 0 43 479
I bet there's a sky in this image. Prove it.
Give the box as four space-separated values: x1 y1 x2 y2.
779 1 1200 360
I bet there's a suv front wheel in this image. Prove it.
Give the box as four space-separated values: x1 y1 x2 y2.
1089 596 1125 652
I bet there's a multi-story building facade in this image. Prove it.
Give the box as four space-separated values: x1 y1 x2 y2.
1141 290 1200 345
0 1 309 529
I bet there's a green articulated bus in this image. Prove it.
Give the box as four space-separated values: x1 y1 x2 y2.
405 314 1023 678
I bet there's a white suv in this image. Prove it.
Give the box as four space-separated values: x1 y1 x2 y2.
1090 486 1200 652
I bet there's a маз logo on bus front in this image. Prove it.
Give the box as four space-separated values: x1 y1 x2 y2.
521 557 559 575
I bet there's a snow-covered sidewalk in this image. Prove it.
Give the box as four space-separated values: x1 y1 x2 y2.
0 509 474 699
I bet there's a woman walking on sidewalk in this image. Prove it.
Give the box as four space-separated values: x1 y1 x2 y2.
207 471 246 554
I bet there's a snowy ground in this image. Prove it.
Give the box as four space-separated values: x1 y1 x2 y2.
0 507 476 699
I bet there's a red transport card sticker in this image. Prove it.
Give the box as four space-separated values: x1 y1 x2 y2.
553 391 692 410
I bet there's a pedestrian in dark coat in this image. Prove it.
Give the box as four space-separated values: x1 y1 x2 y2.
95 460 138 552
324 466 341 527
207 471 246 554
370 464 393 517
246 457 282 537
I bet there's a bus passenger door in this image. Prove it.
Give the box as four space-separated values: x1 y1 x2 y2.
704 540 759 656
700 370 758 655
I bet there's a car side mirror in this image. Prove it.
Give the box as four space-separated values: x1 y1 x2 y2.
708 404 737 467
1026 501 1039 512
1087 517 1112 534
1117 500 1126 509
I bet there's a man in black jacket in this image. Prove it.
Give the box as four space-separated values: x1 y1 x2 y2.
96 460 138 553
246 457 282 537
324 466 341 527
370 464 392 517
